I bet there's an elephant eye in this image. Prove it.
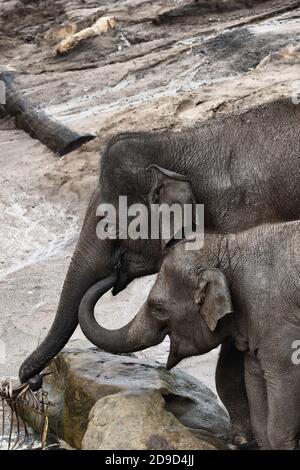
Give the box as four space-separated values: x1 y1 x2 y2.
152 305 169 321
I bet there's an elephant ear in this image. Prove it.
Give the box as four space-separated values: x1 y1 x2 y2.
147 165 196 246
195 268 233 332
147 164 195 205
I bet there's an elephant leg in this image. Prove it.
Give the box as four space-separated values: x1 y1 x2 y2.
244 352 270 449
266 377 300 450
216 339 253 446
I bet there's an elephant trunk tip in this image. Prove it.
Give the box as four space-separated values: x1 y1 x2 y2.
19 373 43 391
27 374 43 391
19 363 44 391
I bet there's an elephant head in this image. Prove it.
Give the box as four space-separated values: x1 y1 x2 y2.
78 247 233 370
19 135 196 389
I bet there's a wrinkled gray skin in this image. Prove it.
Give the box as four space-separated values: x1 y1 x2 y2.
19 99 300 441
79 221 300 450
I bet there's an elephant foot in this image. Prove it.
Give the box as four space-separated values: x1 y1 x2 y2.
237 439 258 450
228 436 258 450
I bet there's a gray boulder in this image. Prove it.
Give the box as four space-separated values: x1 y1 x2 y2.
28 341 229 449
82 390 225 450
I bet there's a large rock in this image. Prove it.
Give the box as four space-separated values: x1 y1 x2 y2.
28 341 230 449
82 390 224 450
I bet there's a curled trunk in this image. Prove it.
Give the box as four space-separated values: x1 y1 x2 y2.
0 72 95 156
79 276 167 354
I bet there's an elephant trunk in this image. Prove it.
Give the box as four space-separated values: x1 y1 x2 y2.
0 72 95 156
79 277 166 354
19 207 116 387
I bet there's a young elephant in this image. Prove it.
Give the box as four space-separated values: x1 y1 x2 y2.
79 221 300 450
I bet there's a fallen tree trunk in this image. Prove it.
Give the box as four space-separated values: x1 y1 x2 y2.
0 72 95 156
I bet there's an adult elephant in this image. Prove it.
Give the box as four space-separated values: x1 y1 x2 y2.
19 98 300 444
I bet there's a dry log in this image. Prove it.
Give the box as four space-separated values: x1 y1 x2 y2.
0 72 95 156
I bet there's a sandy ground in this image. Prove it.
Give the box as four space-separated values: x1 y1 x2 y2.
1 0 300 409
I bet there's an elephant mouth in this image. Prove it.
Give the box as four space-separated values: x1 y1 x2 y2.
166 334 196 370
166 355 179 370
166 335 181 370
